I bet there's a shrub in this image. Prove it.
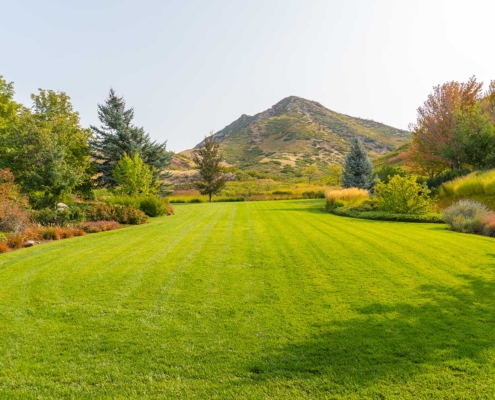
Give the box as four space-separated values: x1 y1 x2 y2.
79 221 121 233
349 199 379 212
71 228 87 237
6 234 26 249
166 204 174 215
188 198 203 203
325 188 369 210
482 213 495 237
58 228 74 239
32 206 84 226
139 196 168 217
0 242 10 253
0 169 31 233
329 207 444 223
106 195 140 209
426 168 471 189
374 175 432 214
83 204 147 225
22 226 43 241
272 190 292 195
442 200 489 233
41 227 61 240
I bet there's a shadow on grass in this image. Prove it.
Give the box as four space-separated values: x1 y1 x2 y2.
248 273 495 390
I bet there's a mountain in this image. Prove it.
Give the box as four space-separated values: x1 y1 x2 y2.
184 96 411 173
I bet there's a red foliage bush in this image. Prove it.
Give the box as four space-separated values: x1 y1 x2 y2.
482 213 495 237
78 221 121 233
0 242 10 253
22 226 43 241
83 204 147 225
0 169 31 233
41 227 61 240
166 204 174 216
71 228 86 237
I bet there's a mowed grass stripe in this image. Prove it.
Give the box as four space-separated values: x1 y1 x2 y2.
0 200 495 398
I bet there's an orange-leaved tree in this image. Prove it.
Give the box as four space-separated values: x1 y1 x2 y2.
407 76 483 175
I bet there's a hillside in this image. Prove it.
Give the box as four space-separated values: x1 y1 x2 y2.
186 96 411 173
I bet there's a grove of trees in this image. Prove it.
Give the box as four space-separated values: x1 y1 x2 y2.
0 77 172 208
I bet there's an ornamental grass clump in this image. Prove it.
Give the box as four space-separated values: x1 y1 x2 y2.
442 200 489 234
325 188 369 210
374 175 432 214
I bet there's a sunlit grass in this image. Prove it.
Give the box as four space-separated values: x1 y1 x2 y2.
1 200 495 398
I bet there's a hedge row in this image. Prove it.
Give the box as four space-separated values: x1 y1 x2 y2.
329 207 444 223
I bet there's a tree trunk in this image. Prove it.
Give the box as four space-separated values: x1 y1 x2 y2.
209 193 212 203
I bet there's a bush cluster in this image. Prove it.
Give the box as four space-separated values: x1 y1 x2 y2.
82 204 148 225
78 221 121 233
0 221 123 254
374 175 432 214
107 195 173 217
442 200 495 237
425 168 471 189
32 206 84 226
330 207 444 223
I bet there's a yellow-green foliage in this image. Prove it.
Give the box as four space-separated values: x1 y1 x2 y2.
325 188 369 209
374 175 432 214
440 170 495 198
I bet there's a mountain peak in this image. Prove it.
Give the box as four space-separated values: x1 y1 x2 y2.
191 97 410 173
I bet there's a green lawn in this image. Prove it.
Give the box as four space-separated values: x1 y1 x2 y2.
1 200 495 398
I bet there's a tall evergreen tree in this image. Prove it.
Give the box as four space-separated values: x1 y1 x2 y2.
90 89 172 192
342 137 374 190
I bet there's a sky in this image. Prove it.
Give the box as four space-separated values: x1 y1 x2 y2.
2 0 494 152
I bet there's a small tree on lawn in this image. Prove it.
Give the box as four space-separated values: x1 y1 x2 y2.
192 134 225 202
342 137 374 190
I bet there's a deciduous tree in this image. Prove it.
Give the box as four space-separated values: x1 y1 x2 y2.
302 164 320 184
192 134 225 202
3 89 92 206
407 76 483 172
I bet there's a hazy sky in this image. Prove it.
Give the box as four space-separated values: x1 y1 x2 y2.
2 0 494 152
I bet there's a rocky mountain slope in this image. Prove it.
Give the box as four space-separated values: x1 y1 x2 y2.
183 96 410 173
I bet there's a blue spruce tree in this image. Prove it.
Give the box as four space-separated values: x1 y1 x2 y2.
90 89 172 193
342 137 374 190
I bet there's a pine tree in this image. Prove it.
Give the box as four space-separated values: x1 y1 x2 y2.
192 134 226 202
341 137 374 190
90 89 172 192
